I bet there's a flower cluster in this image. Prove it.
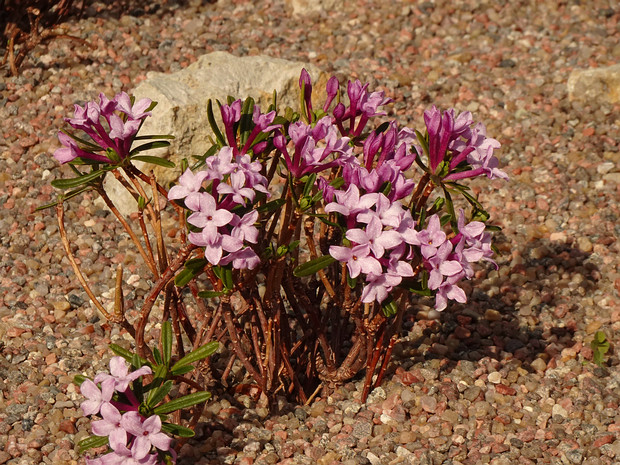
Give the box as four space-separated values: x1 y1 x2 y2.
168 145 267 269
54 92 153 164
80 357 174 465
416 105 507 181
326 181 495 309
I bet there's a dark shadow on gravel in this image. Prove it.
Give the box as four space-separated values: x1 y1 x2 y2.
390 236 604 378
78 0 217 20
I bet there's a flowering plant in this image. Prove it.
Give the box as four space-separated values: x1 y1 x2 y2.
74 322 217 464
44 69 507 461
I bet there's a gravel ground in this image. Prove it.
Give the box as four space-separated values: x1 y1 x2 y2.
1 0 619 464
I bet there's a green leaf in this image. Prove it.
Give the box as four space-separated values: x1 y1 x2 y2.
302 173 317 197
130 141 171 156
160 321 172 366
51 169 106 189
185 258 208 270
169 364 194 376
130 155 175 168
214 266 233 290
161 422 196 438
257 198 286 213
197 290 224 299
174 268 194 287
36 186 93 211
153 347 162 365
109 344 136 363
146 380 173 409
153 390 212 415
207 100 226 146
414 129 429 159
134 134 175 140
171 341 219 372
293 255 336 277
77 435 109 453
239 97 255 145
73 374 88 386
381 299 398 317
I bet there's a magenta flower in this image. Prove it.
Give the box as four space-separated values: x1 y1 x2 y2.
188 231 242 265
167 168 209 205
53 91 153 164
220 246 261 270
80 378 114 416
427 241 464 290
230 210 259 243
88 446 159 465
186 192 234 241
402 214 447 259
90 403 127 451
113 92 152 120
329 244 382 278
217 171 256 205
323 75 339 112
324 185 377 219
93 357 152 393
434 275 467 311
54 131 110 164
121 411 172 459
345 217 402 258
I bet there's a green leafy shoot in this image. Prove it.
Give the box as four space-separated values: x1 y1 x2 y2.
591 330 610 367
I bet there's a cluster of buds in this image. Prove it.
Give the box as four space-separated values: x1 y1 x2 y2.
54 92 153 164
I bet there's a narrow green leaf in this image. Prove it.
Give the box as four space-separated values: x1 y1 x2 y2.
129 141 171 156
147 380 173 409
170 364 195 376
185 258 208 270
51 169 105 189
207 100 226 146
153 347 162 365
302 173 317 197
109 344 136 363
239 97 255 145
36 186 93 211
161 423 196 438
130 155 175 168
256 198 286 213
73 374 88 386
221 266 233 290
293 255 336 277
197 290 224 299
78 435 109 453
414 129 429 158
175 266 204 287
171 341 219 371
381 299 398 317
161 321 172 366
134 134 175 140
153 391 212 415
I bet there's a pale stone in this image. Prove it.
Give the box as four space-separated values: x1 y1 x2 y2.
487 371 502 384
567 64 620 105
104 52 326 215
285 0 337 16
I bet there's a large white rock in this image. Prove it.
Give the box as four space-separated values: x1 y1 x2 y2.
104 51 326 215
567 64 620 105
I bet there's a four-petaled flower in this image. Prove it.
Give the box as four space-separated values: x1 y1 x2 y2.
121 412 172 460
94 357 152 393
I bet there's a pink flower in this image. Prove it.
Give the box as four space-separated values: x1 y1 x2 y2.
329 244 382 279
121 412 172 459
80 378 114 416
90 403 127 451
94 357 152 393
